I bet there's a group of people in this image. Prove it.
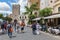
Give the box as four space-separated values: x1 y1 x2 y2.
31 21 41 35
0 19 42 38
14 19 25 33
0 19 25 38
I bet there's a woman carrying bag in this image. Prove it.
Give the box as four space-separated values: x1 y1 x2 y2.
20 21 25 33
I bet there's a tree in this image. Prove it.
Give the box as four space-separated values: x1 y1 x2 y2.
23 12 29 15
7 17 12 22
28 14 36 24
39 7 52 17
28 14 36 20
3 16 12 22
24 3 39 24
39 7 52 25
0 14 3 19
0 14 12 22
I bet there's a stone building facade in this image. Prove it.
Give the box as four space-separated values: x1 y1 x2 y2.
12 4 20 21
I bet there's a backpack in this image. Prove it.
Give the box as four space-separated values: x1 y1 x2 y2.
21 22 25 26
8 24 13 32
9 27 13 32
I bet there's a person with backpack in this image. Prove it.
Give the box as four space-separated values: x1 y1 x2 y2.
7 22 13 38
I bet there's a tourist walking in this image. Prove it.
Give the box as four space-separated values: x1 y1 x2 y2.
16 23 20 33
14 19 17 32
7 22 13 38
36 23 41 35
20 21 25 33
1 21 5 34
31 21 37 35
4 21 7 33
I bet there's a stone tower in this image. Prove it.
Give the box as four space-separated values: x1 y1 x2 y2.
12 4 20 21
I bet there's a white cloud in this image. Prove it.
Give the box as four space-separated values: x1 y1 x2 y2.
18 0 27 5
0 11 12 14
11 3 19 5
16 0 27 14
18 0 23 5
0 11 12 17
0 2 10 11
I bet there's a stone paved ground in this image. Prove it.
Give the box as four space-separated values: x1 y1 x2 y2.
0 27 60 40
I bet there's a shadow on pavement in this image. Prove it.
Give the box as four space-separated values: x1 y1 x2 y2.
0 33 6 36
12 36 16 38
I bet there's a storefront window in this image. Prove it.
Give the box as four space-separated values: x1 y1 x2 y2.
58 18 60 25
58 7 60 12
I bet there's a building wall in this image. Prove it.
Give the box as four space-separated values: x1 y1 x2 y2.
20 14 29 25
12 4 20 15
12 4 20 21
53 0 60 14
40 0 49 9
48 0 56 8
40 0 56 10
47 0 60 26
53 4 60 13
28 0 40 9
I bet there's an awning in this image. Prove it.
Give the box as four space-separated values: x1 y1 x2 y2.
33 17 41 21
44 14 60 19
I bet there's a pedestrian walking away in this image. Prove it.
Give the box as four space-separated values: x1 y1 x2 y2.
36 23 41 35
16 23 20 33
20 21 25 33
7 22 13 38
31 21 37 35
1 21 6 34
14 19 17 32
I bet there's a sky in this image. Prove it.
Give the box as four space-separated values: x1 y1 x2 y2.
0 0 27 15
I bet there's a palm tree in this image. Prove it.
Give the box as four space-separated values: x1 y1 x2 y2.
28 14 36 24
25 3 38 15
24 3 39 24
